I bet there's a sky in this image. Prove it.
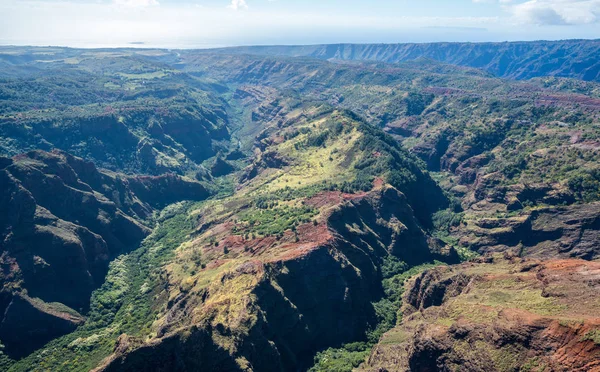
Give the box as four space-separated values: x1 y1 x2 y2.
0 0 599 48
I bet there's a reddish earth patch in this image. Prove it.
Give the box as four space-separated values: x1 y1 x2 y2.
373 177 385 189
365 257 600 371
573 140 600 151
537 94 600 110
268 222 333 262
304 190 366 209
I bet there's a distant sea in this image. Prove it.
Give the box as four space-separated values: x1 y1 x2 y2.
0 40 228 49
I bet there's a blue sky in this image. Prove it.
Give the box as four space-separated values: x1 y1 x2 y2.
1 0 599 47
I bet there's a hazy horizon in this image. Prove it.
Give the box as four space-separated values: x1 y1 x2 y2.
2 0 600 48
1 37 599 51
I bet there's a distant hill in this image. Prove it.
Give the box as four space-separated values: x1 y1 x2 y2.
214 39 600 81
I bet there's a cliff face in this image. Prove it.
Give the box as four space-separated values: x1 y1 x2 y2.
0 294 86 359
216 40 600 81
2 100 456 371
2 45 600 371
456 202 600 260
363 256 600 372
0 91 230 176
0 150 210 358
94 185 457 372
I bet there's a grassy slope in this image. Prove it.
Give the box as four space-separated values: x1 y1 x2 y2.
8 202 200 371
362 256 600 371
2 47 600 371
7 99 447 370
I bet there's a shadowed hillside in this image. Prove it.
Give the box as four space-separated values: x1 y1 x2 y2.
0 44 599 371
212 40 600 81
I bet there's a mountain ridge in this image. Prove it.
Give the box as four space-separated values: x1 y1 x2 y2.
205 39 600 82
0 44 599 371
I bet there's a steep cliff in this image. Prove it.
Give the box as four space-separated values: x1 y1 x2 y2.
0 150 210 358
6 105 456 371
214 40 600 81
363 256 600 372
95 185 457 372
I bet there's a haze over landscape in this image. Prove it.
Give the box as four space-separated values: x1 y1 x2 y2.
2 0 600 47
1 1 600 372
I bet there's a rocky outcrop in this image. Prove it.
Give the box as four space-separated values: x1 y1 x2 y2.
404 268 473 311
5 151 150 253
455 153 492 185
94 186 458 372
128 173 210 209
363 257 600 372
0 150 212 358
219 40 600 81
95 330 246 372
328 186 458 266
239 150 290 183
458 202 600 260
210 157 235 177
0 294 85 359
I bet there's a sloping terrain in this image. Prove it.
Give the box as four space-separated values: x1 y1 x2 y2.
0 44 599 371
0 150 209 358
0 50 230 175
214 40 600 81
363 255 600 372
5 104 458 371
178 51 600 265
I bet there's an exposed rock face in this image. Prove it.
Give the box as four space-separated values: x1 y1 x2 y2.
0 107 230 176
94 186 458 372
1 205 110 312
209 157 235 177
411 134 451 172
0 294 85 358
128 173 210 209
3 45 600 372
363 257 600 372
455 153 493 185
218 40 600 81
5 151 150 254
0 150 211 357
405 268 472 310
239 150 290 183
95 330 245 372
458 202 600 260
328 186 457 266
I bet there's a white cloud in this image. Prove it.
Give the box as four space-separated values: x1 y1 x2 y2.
0 0 597 47
507 0 600 25
228 0 248 11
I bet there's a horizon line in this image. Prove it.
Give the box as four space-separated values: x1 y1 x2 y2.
1 38 600 51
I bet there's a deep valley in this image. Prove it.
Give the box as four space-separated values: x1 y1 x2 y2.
0 40 599 371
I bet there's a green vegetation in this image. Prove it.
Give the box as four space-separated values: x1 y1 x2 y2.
2 44 600 372
405 91 434 116
309 342 371 372
521 357 547 372
9 202 200 372
237 204 317 237
310 257 445 371
568 168 600 202
582 330 600 345
0 343 12 372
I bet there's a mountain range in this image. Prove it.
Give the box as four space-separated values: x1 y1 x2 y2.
0 40 599 371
